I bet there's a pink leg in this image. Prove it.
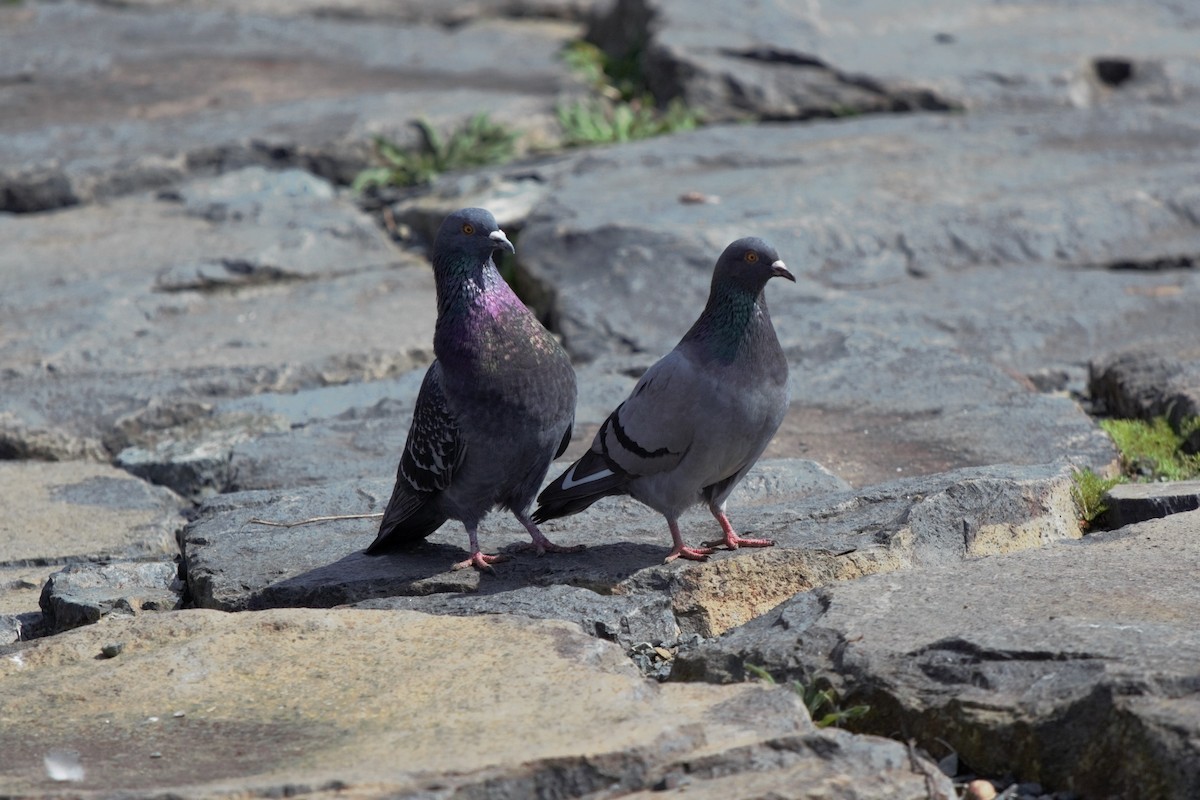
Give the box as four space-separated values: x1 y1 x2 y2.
451 526 509 572
702 507 775 551
664 518 715 563
514 511 585 557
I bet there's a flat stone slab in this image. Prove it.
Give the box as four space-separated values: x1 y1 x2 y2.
592 0 1200 120
519 109 1200 369
673 509 1200 798
0 461 187 565
40 562 182 635
1105 479 1200 527
0 2 584 210
0 607 953 798
0 168 435 461
182 462 1080 643
1089 349 1200 426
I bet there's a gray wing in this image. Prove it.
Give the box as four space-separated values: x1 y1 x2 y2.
399 361 465 493
596 350 703 478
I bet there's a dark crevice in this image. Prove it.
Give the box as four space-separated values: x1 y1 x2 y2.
720 47 828 69
1093 57 1134 87
908 636 1104 663
1104 254 1195 271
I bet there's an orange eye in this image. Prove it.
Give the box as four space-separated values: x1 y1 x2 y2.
462 223 475 235
745 251 759 263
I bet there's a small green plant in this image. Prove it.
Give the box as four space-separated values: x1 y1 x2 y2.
557 96 698 146
558 39 701 147
1070 467 1124 530
1100 416 1200 482
353 114 517 191
745 663 869 729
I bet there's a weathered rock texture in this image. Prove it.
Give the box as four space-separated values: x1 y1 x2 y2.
590 0 1200 120
0 607 953 799
182 463 1081 643
674 510 1200 799
3 0 1200 795
0 1 587 211
0 462 186 564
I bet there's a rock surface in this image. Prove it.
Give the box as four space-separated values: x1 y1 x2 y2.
673 510 1200 799
0 1 586 211
0 607 953 798
1105 479 1200 527
39 562 182 635
0 462 186 564
591 0 1200 120
182 462 1081 641
4 0 1200 796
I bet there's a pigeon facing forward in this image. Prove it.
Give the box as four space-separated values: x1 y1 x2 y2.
366 207 580 571
533 237 794 562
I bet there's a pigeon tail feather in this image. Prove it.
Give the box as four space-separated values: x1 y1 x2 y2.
365 487 449 555
532 449 629 523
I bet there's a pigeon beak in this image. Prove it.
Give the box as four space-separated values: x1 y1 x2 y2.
489 228 516 255
770 259 796 282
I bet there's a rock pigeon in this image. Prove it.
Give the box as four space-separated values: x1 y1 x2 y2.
533 237 794 562
366 207 580 571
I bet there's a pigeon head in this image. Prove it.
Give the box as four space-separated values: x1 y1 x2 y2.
433 207 515 266
712 237 795 294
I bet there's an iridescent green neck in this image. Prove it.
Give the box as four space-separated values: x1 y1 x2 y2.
684 285 770 363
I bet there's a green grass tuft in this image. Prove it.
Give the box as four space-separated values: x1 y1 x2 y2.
1070 468 1124 530
745 663 870 729
352 114 516 191
1100 416 1200 482
558 39 701 146
557 96 698 146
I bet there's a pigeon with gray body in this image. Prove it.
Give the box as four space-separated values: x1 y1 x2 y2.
533 237 793 562
367 208 580 571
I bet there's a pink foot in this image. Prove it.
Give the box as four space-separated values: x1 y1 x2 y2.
702 532 776 551
664 544 715 563
451 551 509 572
664 518 714 563
704 509 775 551
514 512 585 557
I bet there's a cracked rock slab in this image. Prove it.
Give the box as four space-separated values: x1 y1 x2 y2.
591 0 1200 120
1105 479 1200 528
0 168 435 460
0 462 187 565
673 509 1200 798
0 607 953 798
39 562 182 636
183 462 1080 642
0 2 585 210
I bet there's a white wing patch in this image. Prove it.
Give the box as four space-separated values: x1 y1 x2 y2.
559 463 615 490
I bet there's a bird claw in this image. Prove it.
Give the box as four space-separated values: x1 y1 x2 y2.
664 545 715 563
702 534 776 551
451 552 509 572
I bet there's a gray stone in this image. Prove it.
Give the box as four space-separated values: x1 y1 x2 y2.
1105 480 1200 527
590 0 1200 121
1089 349 1200 427
0 462 187 565
518 109 1200 367
183 462 1080 642
39 561 181 634
0 607 953 799
66 0 598 24
0 2 583 210
673 510 1200 799
352 584 679 656
0 168 436 460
